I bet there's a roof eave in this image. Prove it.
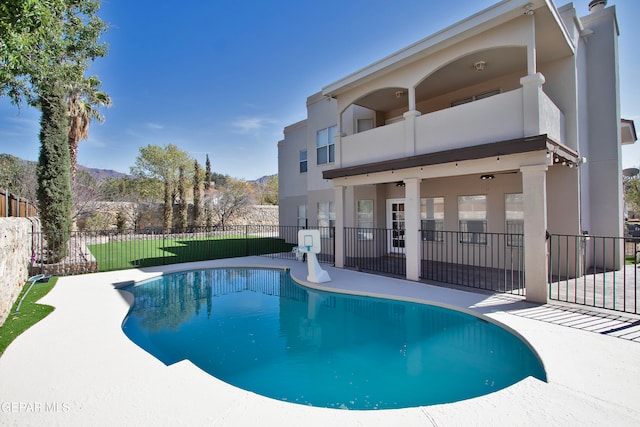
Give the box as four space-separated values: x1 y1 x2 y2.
323 0 552 97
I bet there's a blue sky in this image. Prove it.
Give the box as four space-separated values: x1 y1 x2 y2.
0 0 638 180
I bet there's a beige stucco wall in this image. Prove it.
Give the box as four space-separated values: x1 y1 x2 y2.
0 218 34 326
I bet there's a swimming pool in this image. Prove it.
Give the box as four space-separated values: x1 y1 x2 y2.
122 267 546 410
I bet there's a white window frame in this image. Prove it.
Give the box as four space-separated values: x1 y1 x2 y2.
421 197 444 242
458 195 487 244
451 89 500 107
316 125 336 165
505 193 524 247
297 204 307 228
357 199 374 240
317 201 335 238
356 118 374 133
299 149 307 173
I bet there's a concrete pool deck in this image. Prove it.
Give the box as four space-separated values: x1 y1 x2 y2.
1 257 640 426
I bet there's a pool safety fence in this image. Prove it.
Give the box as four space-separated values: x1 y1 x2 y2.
548 234 640 315
29 225 335 276
344 228 525 295
422 230 525 294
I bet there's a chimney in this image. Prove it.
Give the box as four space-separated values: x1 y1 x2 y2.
588 0 607 12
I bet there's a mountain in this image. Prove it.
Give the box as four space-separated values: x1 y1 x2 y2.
77 165 129 181
248 174 277 185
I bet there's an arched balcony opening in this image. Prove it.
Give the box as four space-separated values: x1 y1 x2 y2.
339 87 409 137
415 46 527 116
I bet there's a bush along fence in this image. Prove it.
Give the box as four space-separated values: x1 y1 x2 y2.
29 225 336 276
1 189 37 218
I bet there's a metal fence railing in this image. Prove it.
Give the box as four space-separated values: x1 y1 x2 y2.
549 234 639 314
343 227 524 294
1 188 37 218
29 225 335 277
422 230 525 294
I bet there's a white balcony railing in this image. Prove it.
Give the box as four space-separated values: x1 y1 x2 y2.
340 87 565 168
415 89 524 154
341 120 405 167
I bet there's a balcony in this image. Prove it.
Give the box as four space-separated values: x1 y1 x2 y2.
339 88 565 169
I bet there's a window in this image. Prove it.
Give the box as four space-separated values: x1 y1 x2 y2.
297 204 307 228
451 89 500 107
357 118 374 133
505 193 524 247
458 195 487 244
316 125 336 165
421 197 444 241
317 201 335 238
299 150 307 173
357 199 374 240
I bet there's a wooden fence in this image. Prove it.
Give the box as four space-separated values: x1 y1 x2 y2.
0 188 37 217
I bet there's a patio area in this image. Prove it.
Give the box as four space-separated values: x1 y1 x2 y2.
1 257 639 426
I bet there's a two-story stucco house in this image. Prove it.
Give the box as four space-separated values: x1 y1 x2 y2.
278 0 636 303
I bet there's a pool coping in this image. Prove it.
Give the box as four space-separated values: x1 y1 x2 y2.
1 257 639 426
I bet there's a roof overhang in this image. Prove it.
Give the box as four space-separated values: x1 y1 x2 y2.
323 134 577 180
322 0 573 98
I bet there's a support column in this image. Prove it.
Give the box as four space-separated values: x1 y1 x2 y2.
520 73 545 136
333 185 345 268
403 110 421 157
521 164 548 304
404 178 421 281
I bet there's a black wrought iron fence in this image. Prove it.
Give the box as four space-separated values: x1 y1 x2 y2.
344 227 406 277
343 227 524 293
29 225 335 276
422 230 525 294
548 234 639 314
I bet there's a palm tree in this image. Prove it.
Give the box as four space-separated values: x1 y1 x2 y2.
66 76 111 181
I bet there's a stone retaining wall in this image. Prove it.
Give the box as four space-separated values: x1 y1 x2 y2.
0 218 37 327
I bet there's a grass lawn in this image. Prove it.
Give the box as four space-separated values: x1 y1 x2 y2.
88 235 295 272
0 277 57 357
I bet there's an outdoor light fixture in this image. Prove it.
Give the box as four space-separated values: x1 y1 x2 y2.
395 181 406 187
524 3 534 15
480 174 495 180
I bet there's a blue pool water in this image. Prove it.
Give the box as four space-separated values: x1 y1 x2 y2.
122 267 546 410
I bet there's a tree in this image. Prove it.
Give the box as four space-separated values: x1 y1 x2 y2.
193 160 201 227
625 175 640 219
176 165 187 231
0 154 37 202
131 143 193 229
1 1 109 110
206 178 253 229
2 0 109 260
100 177 159 230
211 172 228 189
163 180 172 230
254 175 278 205
67 75 111 181
204 154 211 191
37 82 72 261
71 169 102 225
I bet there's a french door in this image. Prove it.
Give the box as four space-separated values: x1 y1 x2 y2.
386 199 405 254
